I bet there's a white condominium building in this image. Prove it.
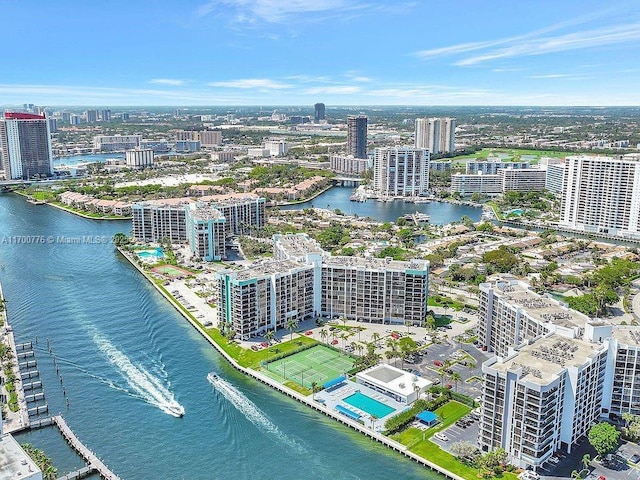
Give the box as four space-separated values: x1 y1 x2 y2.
125 148 154 169
545 162 565 195
185 203 226 261
373 146 430 197
560 155 640 237
500 168 546 192
217 261 316 339
415 118 440 153
264 138 288 157
93 134 141 151
329 154 370 175
132 201 188 243
439 117 456 154
216 234 430 338
414 117 455 154
477 278 640 471
466 160 530 175
321 256 429 325
451 172 502 195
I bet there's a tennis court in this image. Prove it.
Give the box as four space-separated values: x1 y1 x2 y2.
263 345 356 389
151 265 193 278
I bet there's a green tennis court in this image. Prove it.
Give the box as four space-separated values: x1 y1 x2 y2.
263 345 356 389
151 265 192 278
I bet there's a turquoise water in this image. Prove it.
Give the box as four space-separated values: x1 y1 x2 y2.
0 193 440 480
343 392 396 418
137 247 164 258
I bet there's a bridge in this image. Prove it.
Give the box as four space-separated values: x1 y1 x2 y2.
333 176 363 186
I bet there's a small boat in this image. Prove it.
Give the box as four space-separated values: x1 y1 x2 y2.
167 403 185 418
207 372 219 383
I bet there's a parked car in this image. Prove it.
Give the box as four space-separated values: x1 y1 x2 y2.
434 360 443 367
434 432 448 441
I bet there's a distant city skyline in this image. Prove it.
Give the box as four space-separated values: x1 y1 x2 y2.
2 0 640 106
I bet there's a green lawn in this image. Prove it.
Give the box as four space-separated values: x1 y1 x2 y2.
390 400 518 480
451 147 570 164
202 327 318 369
428 296 465 311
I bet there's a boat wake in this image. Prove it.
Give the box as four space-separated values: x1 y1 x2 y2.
93 332 184 417
207 373 303 451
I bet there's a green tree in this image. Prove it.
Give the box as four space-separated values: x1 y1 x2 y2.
588 422 620 457
264 330 275 345
112 232 129 247
450 372 462 392
319 329 328 343
286 318 299 342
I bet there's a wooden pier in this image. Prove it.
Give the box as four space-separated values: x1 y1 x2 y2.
53 416 120 480
57 466 95 480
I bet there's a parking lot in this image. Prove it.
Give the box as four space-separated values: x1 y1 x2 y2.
537 438 640 480
409 337 489 398
430 408 482 453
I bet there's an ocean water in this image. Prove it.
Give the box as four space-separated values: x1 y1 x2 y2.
0 193 441 479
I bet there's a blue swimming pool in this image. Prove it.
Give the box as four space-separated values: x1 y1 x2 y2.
343 392 395 418
137 247 164 258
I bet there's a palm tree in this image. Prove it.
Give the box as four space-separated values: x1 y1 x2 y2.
450 372 462 392
340 315 348 329
319 329 328 344
356 343 364 357
286 318 299 342
264 330 275 345
371 332 381 345
385 350 395 364
582 453 591 471
340 333 349 350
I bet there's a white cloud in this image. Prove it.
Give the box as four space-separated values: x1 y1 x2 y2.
457 22 640 66
197 0 364 23
303 85 361 95
529 73 581 79
150 79 185 86
207 78 291 89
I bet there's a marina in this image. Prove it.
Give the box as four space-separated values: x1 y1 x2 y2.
282 186 482 224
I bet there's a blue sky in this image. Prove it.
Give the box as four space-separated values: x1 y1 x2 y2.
2 0 640 106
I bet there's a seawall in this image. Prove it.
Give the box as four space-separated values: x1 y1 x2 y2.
117 247 465 480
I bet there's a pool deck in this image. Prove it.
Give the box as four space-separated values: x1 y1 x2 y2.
315 381 406 431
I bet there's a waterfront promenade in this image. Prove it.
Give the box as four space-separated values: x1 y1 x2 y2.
118 248 465 480
0 279 30 433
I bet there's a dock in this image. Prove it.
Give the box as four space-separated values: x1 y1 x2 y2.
53 416 120 480
57 466 95 480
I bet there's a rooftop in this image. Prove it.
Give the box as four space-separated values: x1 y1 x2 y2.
228 259 310 281
274 233 324 259
495 334 602 384
0 434 42 480
357 364 431 396
485 280 590 329
323 255 429 273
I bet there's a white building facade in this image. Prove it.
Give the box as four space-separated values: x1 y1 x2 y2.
560 155 640 237
373 146 430 197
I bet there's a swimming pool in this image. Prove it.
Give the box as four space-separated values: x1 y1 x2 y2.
343 392 395 418
137 247 164 258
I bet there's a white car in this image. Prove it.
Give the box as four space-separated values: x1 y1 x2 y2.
434 432 449 441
